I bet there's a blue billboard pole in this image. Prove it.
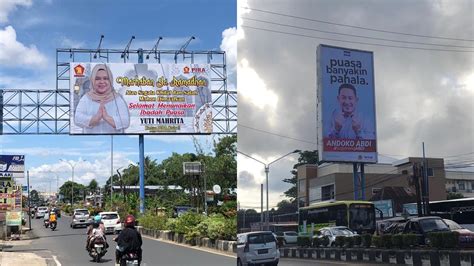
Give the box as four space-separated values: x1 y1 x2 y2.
138 48 145 214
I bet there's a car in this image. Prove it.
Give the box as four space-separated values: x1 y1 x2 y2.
281 231 298 245
443 219 474 248
99 211 122 234
314 226 357 247
401 216 450 245
36 206 48 219
70 209 91 228
237 231 279 266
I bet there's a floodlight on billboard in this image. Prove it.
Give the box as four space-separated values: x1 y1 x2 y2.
317 45 378 163
69 63 212 135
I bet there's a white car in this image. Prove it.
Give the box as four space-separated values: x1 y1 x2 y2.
237 231 279 266
99 212 122 234
315 226 357 247
36 206 48 219
282 231 298 244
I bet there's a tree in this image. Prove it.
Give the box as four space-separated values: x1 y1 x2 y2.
59 181 86 203
275 200 297 215
447 192 464 200
88 179 98 193
283 150 320 200
30 189 40 205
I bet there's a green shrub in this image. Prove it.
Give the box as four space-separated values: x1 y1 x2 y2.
166 218 178 232
372 235 382 248
344 236 354 248
392 234 404 249
297 236 311 247
320 235 330 247
335 236 345 247
353 235 362 247
427 232 444 248
139 213 167 230
381 234 393 249
361 234 372 248
443 231 459 249
402 234 418 248
312 237 320 247
174 212 204 235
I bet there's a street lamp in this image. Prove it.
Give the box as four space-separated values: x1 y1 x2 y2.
60 159 86 205
238 149 301 230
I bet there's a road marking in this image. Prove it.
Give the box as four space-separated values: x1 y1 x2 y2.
141 235 236 258
52 255 62 266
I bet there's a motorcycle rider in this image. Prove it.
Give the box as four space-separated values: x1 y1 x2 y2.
49 210 57 228
43 208 50 227
114 215 142 265
86 215 107 251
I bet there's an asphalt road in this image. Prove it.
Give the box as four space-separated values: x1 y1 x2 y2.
279 258 391 266
20 215 236 266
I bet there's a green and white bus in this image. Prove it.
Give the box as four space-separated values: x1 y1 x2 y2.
299 201 376 235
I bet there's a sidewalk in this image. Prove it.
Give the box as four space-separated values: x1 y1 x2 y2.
0 228 48 266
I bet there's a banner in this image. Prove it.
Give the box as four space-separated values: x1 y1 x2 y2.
70 63 212 135
0 155 25 178
6 211 22 226
0 178 15 210
317 45 378 163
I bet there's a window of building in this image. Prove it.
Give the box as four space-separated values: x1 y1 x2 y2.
458 181 465 191
299 179 306 193
372 188 381 195
427 168 434 177
321 184 335 201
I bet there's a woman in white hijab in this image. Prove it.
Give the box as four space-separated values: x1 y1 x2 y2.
74 64 130 133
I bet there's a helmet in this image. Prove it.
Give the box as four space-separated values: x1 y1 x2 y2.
124 215 135 227
94 215 101 223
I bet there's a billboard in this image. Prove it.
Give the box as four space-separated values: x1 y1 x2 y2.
0 155 25 178
317 45 377 163
70 63 212 135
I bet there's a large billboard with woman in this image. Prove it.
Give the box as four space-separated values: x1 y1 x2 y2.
69 63 212 135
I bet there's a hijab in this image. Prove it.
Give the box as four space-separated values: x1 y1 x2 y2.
87 64 117 103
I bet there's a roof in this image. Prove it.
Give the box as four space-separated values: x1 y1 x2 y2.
237 231 273 236
407 216 443 221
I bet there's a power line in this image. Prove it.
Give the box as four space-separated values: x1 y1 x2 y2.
241 7 474 42
243 17 474 49
238 123 317 145
242 25 474 53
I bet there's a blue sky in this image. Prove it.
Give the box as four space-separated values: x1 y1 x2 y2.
0 0 236 193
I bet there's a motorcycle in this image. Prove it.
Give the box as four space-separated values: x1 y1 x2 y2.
50 221 57 231
88 235 108 262
43 220 49 228
119 252 140 266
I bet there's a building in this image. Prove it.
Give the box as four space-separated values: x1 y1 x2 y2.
445 170 474 197
297 157 447 213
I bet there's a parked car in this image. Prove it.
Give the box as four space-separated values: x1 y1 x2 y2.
402 216 450 245
99 211 122 234
314 226 357 247
281 231 298 245
70 209 91 228
35 206 48 219
377 217 409 235
237 231 279 266
443 219 474 247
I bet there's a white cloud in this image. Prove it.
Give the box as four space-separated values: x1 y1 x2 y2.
220 27 237 75
0 26 47 67
58 36 86 49
0 0 32 23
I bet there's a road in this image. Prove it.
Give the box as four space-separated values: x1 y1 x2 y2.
16 215 236 266
279 258 389 265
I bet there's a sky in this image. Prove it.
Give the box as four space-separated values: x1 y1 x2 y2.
0 0 236 193
237 0 473 210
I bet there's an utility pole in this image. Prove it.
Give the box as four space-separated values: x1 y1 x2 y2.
422 142 430 215
413 163 423 217
27 171 31 230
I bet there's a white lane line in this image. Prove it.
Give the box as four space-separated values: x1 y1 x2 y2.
141 235 236 258
52 255 62 266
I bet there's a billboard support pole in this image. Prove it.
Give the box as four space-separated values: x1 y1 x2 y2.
27 170 31 231
138 48 145 214
360 163 365 200
353 163 359 200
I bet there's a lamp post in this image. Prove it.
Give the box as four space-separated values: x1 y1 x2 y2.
238 149 301 230
60 159 85 205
